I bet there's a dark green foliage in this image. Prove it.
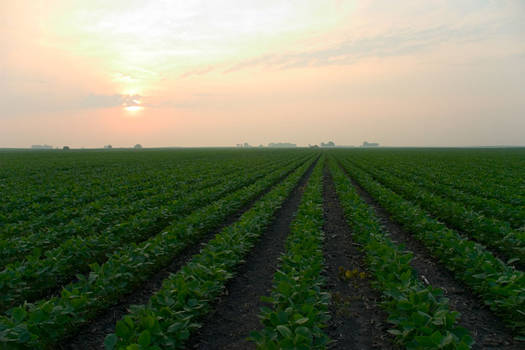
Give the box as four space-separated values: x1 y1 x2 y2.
336 157 524 336
0 151 316 348
347 158 524 265
0 156 305 312
329 160 473 349
251 159 331 349
106 158 314 349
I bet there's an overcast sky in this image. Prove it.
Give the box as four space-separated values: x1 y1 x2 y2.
1 0 524 147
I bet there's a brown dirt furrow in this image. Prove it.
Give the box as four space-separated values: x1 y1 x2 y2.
322 168 395 350
44 165 300 304
60 159 312 350
349 160 522 270
187 158 318 350
340 163 519 350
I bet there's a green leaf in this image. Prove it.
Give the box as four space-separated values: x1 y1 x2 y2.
431 330 443 345
295 317 309 325
144 316 155 329
295 326 312 338
11 307 27 323
138 330 151 347
440 332 455 347
104 334 118 350
115 321 130 338
276 325 293 338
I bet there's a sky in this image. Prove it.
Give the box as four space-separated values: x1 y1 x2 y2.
1 0 524 148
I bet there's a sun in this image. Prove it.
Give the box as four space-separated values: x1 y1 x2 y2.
123 96 144 112
124 105 144 112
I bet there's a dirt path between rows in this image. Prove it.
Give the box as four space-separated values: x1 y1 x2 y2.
348 160 523 270
339 163 519 350
322 168 395 349
187 158 318 350
60 159 312 350
40 166 291 306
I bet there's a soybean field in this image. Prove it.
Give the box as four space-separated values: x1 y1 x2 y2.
0 148 523 349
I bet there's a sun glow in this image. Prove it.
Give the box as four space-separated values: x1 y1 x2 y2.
124 105 144 112
49 1 347 87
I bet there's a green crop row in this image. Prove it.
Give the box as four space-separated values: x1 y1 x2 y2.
336 149 524 206
329 160 472 349
350 156 523 228
0 152 213 227
0 156 316 348
0 167 148 224
250 158 330 350
0 150 308 234
0 155 300 268
1 173 175 237
337 158 525 335
105 157 317 349
0 156 298 264
347 159 524 265
0 167 244 266
0 156 307 312
0 159 243 239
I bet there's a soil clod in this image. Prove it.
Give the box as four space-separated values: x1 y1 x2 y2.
322 168 394 349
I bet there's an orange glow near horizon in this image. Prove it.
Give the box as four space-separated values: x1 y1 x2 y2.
1 1 524 148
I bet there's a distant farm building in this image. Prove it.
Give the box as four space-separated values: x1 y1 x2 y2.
268 142 296 148
236 143 252 148
104 145 113 149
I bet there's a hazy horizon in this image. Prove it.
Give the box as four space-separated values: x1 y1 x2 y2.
4 143 525 150
2 1 524 148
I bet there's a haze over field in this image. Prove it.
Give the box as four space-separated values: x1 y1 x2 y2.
1 0 524 148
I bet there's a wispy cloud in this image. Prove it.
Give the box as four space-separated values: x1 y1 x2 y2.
223 15 521 73
1 93 143 117
180 66 214 78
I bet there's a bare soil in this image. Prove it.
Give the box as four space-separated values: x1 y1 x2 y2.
59 159 310 350
187 158 318 350
350 160 523 270
58 156 520 350
322 168 395 349
339 163 520 350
